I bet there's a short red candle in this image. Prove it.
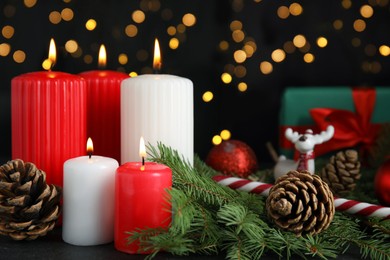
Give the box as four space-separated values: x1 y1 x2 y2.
11 71 87 187
79 70 128 162
79 45 129 162
114 161 172 254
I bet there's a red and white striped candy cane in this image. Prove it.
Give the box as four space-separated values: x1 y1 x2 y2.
213 175 390 219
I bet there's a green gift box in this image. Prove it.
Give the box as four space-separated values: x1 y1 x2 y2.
279 86 390 158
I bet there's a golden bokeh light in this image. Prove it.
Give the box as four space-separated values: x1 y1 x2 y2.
317 37 328 48
243 44 254 57
202 91 214 102
177 24 186 33
0 43 11 56
277 6 290 19
230 20 243 31
49 11 61 24
65 40 78 53
83 54 93 64
379 45 390 56
283 41 296 53
221 73 232 84
132 10 145 23
42 59 51 70
125 24 138 37
13 50 26 63
129 71 138 77
293 34 306 48
289 3 303 16
234 65 246 78
182 13 196 27
212 135 222 145
169 38 179 49
220 130 231 140
219 40 229 51
299 42 311 53
167 26 176 36
342 0 352 9
232 30 245 43
61 8 74 21
85 19 97 31
353 19 366 32
260 61 273 74
234 50 247 63
224 64 235 73
237 82 247 92
118 53 128 65
333 19 343 30
303 53 315 63
360 5 374 18
24 0 37 8
271 49 286 62
2 25 14 39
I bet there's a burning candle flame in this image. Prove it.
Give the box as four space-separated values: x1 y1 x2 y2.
153 38 161 72
139 136 146 169
87 137 94 159
98 44 107 69
48 38 56 69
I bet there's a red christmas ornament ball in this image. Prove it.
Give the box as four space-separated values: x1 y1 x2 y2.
205 140 259 178
375 159 390 206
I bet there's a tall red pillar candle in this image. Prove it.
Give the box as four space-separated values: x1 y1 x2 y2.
115 161 172 254
11 39 87 187
79 45 129 162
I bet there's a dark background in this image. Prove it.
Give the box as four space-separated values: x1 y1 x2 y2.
1 0 389 164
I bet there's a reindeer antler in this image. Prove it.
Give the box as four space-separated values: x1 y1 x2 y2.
312 125 334 145
285 128 300 143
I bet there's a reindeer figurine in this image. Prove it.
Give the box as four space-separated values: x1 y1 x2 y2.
273 125 334 180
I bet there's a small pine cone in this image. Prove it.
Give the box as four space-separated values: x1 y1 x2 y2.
319 150 361 196
266 170 335 236
0 159 62 240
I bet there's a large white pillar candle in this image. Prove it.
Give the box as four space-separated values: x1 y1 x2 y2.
121 74 193 165
62 138 119 246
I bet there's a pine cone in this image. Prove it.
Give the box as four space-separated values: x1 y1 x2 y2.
319 150 361 196
266 170 335 236
0 159 62 240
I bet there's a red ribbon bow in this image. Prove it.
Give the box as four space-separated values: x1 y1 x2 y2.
310 88 380 157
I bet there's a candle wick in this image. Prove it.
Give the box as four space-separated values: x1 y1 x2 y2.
142 157 145 166
88 153 92 159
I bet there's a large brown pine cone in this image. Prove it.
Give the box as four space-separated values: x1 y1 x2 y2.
266 170 335 236
0 159 62 240
319 150 361 196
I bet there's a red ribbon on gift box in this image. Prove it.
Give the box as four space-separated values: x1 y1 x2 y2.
280 88 381 158
310 87 381 157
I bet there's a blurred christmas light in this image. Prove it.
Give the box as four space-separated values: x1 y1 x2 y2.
167 26 176 36
283 41 296 53
49 11 61 24
379 45 390 56
23 0 37 8
221 73 232 84
289 3 303 16
234 65 246 78
293 34 306 48
132 10 145 23
224 64 235 74
220 130 231 140
13 50 26 63
42 59 51 70
271 49 286 62
61 8 74 21
182 13 196 27
237 82 247 92
125 24 138 37
83 54 93 64
0 43 11 56
212 135 222 145
303 53 315 63
2 25 14 39
360 5 374 18
65 40 78 53
341 0 352 9
177 24 186 33
353 19 366 32
85 19 97 31
232 30 245 43
317 37 328 48
129 71 138 77
169 38 179 49
234 50 246 63
333 20 343 30
299 42 311 53
202 91 213 102
219 41 229 51
230 20 242 31
277 6 289 19
118 53 128 65
71 47 82 58
259 61 273 74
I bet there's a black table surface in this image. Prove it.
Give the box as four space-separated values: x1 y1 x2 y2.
0 227 363 260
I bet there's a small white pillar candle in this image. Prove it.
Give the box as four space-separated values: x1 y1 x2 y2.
121 39 193 165
62 138 119 246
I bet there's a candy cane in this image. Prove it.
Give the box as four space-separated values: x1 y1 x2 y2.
213 175 390 220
